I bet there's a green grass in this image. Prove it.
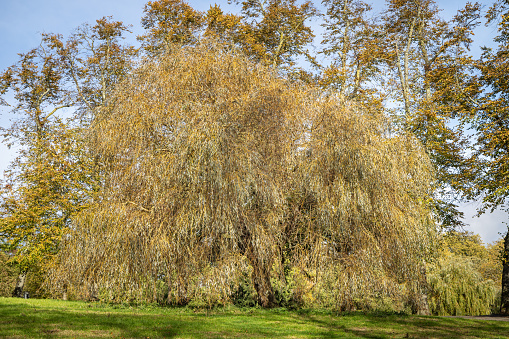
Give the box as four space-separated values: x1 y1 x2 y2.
0 297 508 338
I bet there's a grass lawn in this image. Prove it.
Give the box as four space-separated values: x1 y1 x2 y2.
0 297 508 338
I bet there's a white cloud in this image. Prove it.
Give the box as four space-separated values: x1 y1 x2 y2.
459 201 508 244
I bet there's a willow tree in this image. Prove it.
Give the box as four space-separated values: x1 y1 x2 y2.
52 41 436 310
52 41 304 307
285 99 436 312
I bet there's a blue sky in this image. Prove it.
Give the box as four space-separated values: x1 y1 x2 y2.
0 0 506 243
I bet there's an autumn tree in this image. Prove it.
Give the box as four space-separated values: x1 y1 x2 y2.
381 0 481 229
204 4 243 43
138 0 204 55
45 17 137 119
0 17 135 296
471 0 509 315
51 41 303 307
206 0 317 73
137 0 316 75
426 230 504 315
319 0 386 106
0 39 84 295
49 41 437 311
472 0 509 215
234 0 316 69
291 99 436 313
0 123 95 296
441 230 503 285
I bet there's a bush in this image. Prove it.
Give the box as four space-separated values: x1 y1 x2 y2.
0 252 17 297
231 272 258 308
427 254 497 316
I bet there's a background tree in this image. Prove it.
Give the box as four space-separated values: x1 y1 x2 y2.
441 230 503 285
472 0 509 215
427 230 503 315
0 123 94 296
0 16 134 296
46 17 137 119
0 39 89 295
319 0 386 106
381 0 481 229
467 0 509 315
206 0 317 72
138 0 204 55
204 4 243 43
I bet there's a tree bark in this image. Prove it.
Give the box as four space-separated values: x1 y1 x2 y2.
242 221 277 308
12 271 27 298
249 252 277 308
501 229 509 315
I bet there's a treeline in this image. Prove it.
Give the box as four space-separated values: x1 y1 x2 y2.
0 0 508 315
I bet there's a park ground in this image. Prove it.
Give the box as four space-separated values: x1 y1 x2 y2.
0 297 508 338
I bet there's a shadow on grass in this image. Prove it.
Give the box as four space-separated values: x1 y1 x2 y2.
1 300 183 338
294 312 509 339
2 299 509 338
1 300 284 338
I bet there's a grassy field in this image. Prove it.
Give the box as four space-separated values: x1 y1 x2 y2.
0 297 508 338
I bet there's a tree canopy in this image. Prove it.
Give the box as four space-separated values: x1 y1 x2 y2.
0 0 507 315
47 42 435 310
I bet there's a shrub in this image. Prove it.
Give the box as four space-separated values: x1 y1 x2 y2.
428 254 497 316
0 252 17 297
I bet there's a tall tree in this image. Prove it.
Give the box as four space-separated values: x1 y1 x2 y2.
52 42 303 307
471 0 509 315
319 0 386 106
45 17 137 119
0 39 92 294
206 0 316 72
138 0 204 55
0 17 135 295
473 0 509 215
382 0 481 229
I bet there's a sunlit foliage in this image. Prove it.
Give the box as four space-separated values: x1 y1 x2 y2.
0 252 17 297
1 0 507 314
427 230 503 315
427 253 497 316
381 0 482 229
469 0 509 314
0 16 135 295
48 42 436 310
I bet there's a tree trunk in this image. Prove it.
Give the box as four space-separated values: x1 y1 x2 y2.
242 223 277 308
12 271 27 298
62 283 68 301
501 229 509 315
249 253 277 308
416 293 431 315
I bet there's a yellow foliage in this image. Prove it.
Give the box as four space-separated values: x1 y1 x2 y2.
48 41 436 310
